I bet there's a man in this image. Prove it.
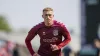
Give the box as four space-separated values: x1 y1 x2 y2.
25 7 71 56
94 39 100 56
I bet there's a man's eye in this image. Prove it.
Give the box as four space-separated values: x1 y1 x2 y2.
45 14 48 16
49 14 52 16
45 14 52 16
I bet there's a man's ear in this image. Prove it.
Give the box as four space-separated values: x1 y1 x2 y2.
42 15 43 18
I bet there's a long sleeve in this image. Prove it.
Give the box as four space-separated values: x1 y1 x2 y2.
57 25 71 49
25 27 38 56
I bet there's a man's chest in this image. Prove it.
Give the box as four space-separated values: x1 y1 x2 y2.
37 27 62 43
38 27 60 37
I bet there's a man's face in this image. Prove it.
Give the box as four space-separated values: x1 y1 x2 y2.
94 40 100 48
42 11 54 26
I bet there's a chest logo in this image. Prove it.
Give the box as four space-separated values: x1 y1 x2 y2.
43 32 46 35
53 29 58 36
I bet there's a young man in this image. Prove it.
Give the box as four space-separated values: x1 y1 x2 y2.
94 39 100 56
25 7 71 56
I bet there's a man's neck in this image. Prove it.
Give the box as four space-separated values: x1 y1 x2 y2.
44 22 53 27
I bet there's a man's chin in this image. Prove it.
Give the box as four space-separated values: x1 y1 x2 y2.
47 23 52 26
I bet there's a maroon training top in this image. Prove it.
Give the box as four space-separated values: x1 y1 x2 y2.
25 20 71 56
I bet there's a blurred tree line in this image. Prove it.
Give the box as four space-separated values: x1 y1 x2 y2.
0 15 11 32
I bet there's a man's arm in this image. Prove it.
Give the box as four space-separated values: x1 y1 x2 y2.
25 27 37 56
57 25 71 49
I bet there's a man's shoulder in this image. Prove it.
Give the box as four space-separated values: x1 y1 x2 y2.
54 20 65 27
28 22 44 33
32 22 44 28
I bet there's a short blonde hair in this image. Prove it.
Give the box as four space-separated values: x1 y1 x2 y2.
43 7 53 12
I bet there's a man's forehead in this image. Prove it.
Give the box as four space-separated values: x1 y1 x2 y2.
43 11 54 14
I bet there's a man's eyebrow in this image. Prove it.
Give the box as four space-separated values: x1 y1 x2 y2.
46 14 52 15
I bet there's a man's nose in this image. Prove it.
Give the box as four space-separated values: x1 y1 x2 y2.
46 16 50 19
47 16 50 18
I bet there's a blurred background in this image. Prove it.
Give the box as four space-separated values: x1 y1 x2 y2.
0 0 100 56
